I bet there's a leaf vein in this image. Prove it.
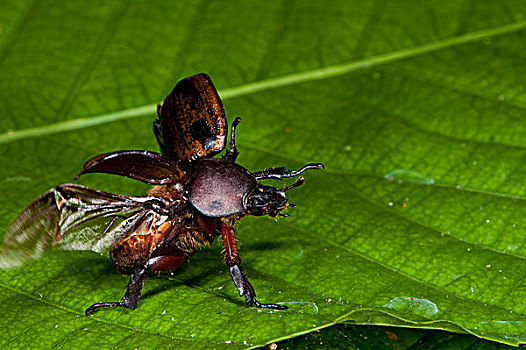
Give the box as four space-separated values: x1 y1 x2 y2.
1 21 525 144
0 282 202 343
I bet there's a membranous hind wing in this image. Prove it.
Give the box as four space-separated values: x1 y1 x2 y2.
154 73 227 162
0 184 170 268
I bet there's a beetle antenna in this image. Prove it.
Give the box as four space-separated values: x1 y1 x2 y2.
283 177 305 192
278 213 290 217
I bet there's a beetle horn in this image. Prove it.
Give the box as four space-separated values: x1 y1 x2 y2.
283 177 305 192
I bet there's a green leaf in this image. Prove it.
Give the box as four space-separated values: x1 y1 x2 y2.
1 0 526 348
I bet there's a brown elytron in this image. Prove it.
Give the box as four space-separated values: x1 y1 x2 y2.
0 73 324 314
155 74 227 162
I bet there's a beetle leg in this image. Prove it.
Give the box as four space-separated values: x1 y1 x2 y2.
223 117 241 162
85 264 149 315
221 223 287 310
85 252 187 315
252 163 324 180
251 166 288 180
143 197 187 217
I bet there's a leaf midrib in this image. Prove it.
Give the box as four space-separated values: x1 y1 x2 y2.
1 20 525 145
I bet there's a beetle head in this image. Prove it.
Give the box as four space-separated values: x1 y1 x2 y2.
245 177 305 217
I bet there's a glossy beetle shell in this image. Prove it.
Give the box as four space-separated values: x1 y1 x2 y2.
154 74 227 162
189 158 257 217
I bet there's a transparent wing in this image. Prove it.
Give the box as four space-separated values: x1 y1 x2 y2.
0 184 167 269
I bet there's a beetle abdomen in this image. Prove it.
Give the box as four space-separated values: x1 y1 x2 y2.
110 212 176 275
111 234 156 275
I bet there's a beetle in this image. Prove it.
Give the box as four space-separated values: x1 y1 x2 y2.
0 73 323 315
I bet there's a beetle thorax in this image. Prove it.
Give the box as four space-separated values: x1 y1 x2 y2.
189 158 258 217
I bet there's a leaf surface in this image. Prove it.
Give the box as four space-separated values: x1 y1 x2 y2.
1 0 526 348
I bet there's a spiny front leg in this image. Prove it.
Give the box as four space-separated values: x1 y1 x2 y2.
221 222 287 310
252 163 324 181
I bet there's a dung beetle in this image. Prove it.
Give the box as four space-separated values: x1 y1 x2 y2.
0 73 324 314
